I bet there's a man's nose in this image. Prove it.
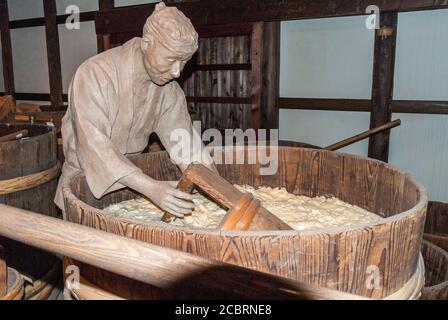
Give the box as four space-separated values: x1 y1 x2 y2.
171 61 181 78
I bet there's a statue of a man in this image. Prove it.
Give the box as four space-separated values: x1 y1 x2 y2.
55 2 214 217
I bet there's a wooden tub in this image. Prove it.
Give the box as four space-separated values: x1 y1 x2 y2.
0 124 61 299
63 147 427 299
0 268 25 300
423 201 448 252
421 240 448 300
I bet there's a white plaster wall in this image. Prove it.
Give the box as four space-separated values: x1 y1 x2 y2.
279 10 448 202
279 16 375 156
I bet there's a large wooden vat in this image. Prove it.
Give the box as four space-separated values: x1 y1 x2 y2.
0 124 61 299
421 240 448 300
63 147 427 299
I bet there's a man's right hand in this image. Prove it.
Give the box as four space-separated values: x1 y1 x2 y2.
119 172 194 217
147 181 194 217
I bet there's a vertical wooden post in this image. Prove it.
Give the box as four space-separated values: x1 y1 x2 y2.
0 244 7 297
261 21 280 131
98 0 114 53
368 11 398 162
43 0 64 107
0 0 15 96
250 22 264 130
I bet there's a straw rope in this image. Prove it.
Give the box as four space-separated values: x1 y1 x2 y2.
0 162 61 196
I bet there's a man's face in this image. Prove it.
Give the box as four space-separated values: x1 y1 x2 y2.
142 38 190 86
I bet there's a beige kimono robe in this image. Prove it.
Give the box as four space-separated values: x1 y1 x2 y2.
55 38 208 210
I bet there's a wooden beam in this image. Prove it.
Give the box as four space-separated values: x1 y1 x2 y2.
391 100 448 114
43 0 64 108
250 22 263 129
280 98 448 114
9 12 96 29
368 12 398 162
0 0 15 96
0 204 365 300
194 63 251 71
261 21 280 130
98 0 114 53
95 0 448 36
7 92 448 115
279 98 372 112
186 96 251 104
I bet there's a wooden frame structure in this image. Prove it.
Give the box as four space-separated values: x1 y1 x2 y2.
0 0 447 159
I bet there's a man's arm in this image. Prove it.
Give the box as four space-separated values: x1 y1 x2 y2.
156 82 218 174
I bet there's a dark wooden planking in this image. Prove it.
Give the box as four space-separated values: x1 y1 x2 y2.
95 0 448 36
186 96 250 104
280 98 372 112
43 0 64 108
261 22 280 130
368 11 398 162
0 0 15 96
194 63 251 71
196 23 253 38
425 201 448 236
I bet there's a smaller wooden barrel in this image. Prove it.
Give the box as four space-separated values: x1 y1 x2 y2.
0 268 25 300
0 123 61 300
421 240 448 300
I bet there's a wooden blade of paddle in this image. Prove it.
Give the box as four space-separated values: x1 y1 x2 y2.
183 165 292 231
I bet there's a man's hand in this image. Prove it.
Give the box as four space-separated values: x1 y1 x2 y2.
119 172 194 217
147 181 194 217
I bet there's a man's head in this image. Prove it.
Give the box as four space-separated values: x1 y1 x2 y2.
141 2 198 86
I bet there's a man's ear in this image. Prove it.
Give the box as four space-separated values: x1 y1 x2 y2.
141 35 152 51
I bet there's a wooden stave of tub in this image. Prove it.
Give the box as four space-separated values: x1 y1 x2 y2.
63 146 428 299
0 124 61 300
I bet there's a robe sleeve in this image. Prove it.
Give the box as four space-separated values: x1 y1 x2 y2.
155 81 213 170
69 61 142 199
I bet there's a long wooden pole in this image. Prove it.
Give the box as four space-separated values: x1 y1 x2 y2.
0 204 365 300
0 130 28 143
325 119 401 151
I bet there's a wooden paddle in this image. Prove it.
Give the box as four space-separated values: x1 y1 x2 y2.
161 164 292 231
